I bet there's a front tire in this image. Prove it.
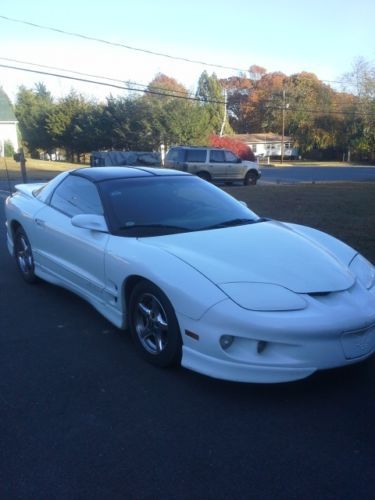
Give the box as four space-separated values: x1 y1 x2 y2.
129 281 182 367
244 170 258 186
14 227 38 283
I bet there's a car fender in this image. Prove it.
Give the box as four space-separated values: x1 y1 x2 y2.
5 191 46 254
105 237 227 321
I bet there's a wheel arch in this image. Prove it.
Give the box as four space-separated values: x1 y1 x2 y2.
122 274 151 327
196 171 211 181
8 219 23 247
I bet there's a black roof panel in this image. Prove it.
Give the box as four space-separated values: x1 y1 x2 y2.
71 166 188 182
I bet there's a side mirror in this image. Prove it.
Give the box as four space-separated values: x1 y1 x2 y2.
71 214 108 233
237 158 242 164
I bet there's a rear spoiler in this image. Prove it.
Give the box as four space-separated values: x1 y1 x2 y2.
14 183 46 198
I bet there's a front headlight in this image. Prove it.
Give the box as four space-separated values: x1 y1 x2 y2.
219 282 307 311
349 254 375 290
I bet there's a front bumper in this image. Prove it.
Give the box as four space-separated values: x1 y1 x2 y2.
179 284 375 383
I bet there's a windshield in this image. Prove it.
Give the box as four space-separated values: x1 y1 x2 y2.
99 175 260 237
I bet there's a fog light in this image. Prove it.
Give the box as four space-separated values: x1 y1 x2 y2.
220 335 234 350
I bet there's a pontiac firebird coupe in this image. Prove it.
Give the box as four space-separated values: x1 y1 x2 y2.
5 167 375 383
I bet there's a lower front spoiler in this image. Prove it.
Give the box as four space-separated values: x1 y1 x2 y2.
182 347 317 383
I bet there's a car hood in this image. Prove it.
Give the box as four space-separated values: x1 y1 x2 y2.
142 221 356 294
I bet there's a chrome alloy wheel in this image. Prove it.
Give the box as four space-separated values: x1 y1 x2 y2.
134 293 169 355
16 233 34 275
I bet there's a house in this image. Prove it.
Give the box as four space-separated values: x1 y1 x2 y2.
232 133 299 159
0 88 19 157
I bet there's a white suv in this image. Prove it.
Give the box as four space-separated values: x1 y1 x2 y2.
164 146 261 185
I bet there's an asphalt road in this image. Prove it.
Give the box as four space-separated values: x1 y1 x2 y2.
259 166 375 184
1 194 375 499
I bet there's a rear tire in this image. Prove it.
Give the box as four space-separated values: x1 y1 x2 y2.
14 227 38 284
197 171 211 182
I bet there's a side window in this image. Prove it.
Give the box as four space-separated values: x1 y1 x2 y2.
50 175 104 217
166 148 179 162
209 150 225 163
224 150 239 163
186 149 207 162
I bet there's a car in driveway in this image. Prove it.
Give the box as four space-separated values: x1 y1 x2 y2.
164 146 261 185
5 167 375 383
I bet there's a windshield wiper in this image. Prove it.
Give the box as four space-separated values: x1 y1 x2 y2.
118 223 192 234
202 218 264 230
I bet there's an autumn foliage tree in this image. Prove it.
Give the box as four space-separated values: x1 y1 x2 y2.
209 134 256 161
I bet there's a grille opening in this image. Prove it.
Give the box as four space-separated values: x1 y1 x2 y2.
308 291 331 297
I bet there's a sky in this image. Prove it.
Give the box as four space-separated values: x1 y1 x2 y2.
0 0 374 102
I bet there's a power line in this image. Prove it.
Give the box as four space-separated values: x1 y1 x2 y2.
264 104 375 118
0 15 352 86
3 61 370 117
0 14 248 74
2 58 371 118
0 62 225 104
0 56 194 98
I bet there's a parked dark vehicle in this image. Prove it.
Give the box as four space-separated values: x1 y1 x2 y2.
90 151 161 167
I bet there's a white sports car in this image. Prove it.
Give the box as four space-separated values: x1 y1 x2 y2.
5 167 375 383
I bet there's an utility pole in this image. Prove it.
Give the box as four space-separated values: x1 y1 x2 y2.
20 148 28 183
281 89 285 164
13 148 28 183
220 88 227 137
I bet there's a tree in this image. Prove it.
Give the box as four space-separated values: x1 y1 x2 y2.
249 65 267 81
208 135 256 161
342 58 375 159
196 71 229 135
222 71 287 133
15 83 54 156
143 73 216 147
146 73 189 98
162 98 212 146
283 73 331 155
45 91 98 161
220 75 254 132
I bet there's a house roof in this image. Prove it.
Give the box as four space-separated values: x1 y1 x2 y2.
0 88 17 122
231 133 292 144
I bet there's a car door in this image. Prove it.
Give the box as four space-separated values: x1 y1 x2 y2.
32 174 109 300
223 150 246 180
208 150 229 180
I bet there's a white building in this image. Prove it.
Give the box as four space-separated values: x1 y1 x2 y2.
0 88 18 157
233 133 299 159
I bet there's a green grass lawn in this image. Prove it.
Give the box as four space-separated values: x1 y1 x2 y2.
0 158 78 181
225 183 375 263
